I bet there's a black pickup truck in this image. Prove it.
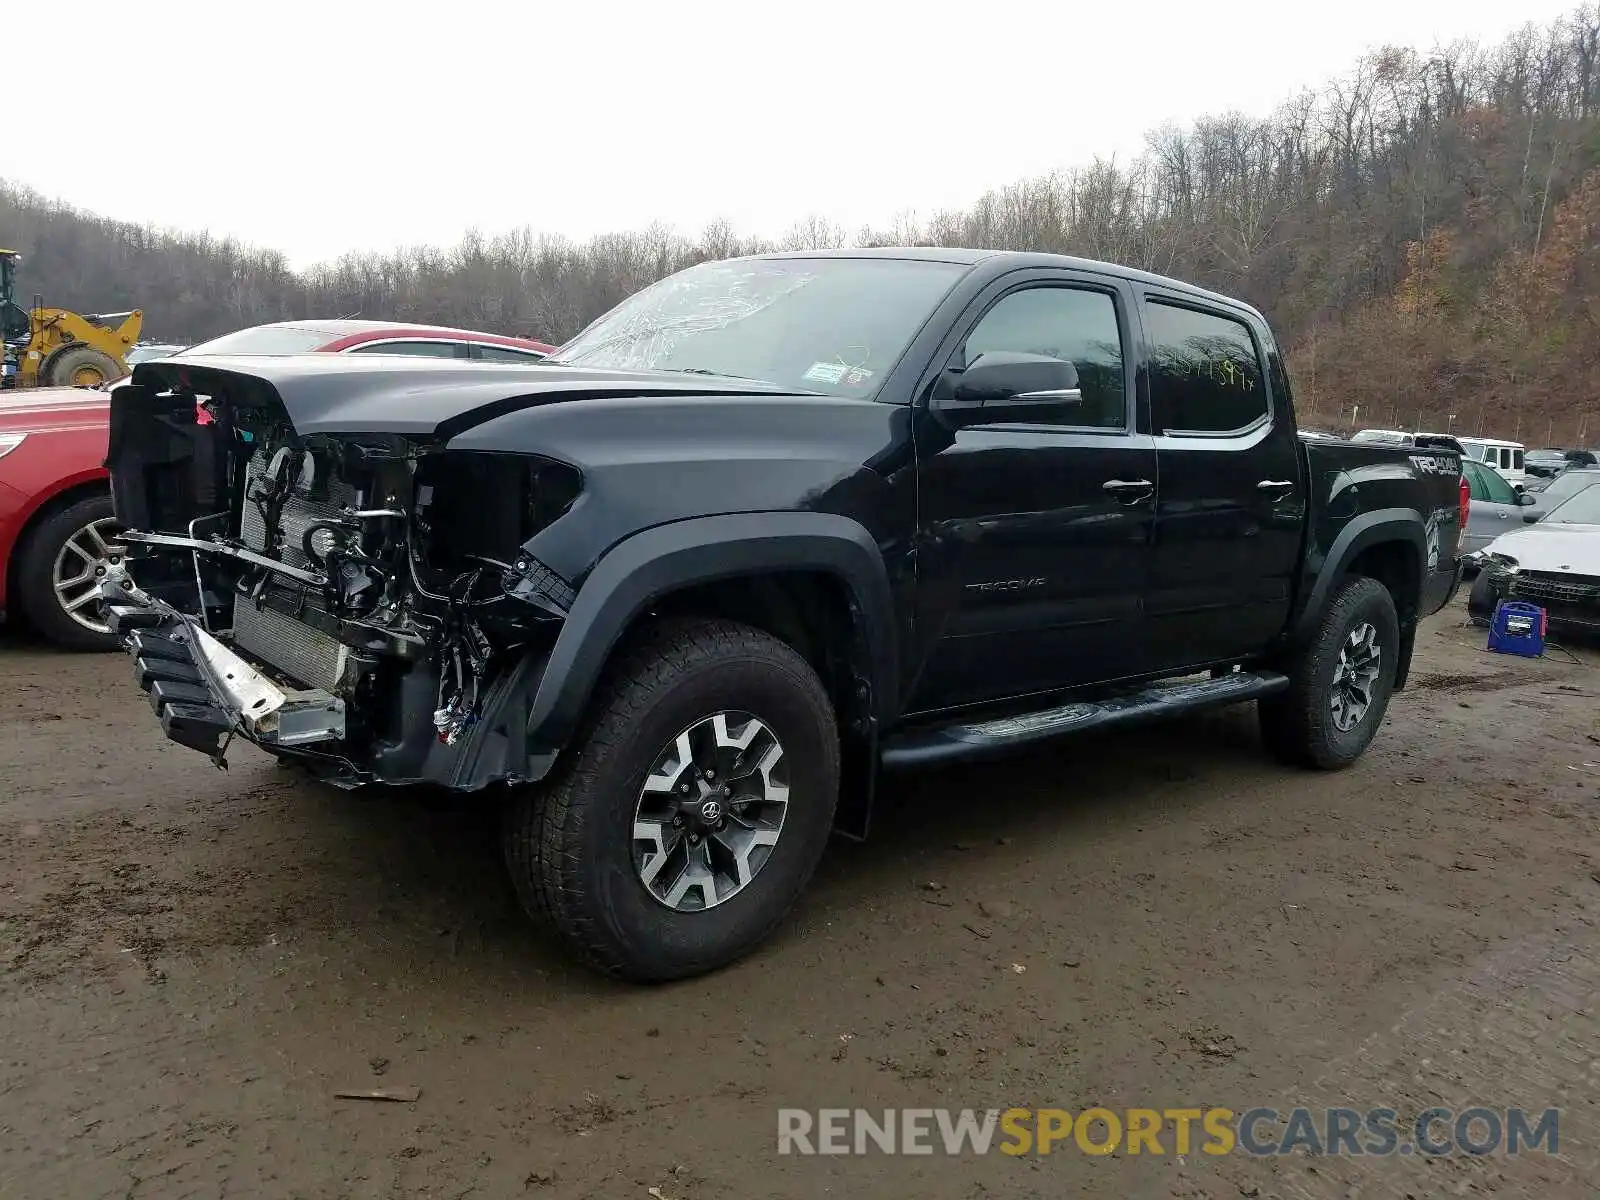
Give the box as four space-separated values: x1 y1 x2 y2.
100 249 1465 981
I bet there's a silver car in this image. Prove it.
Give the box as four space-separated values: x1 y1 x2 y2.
1523 465 1600 508
1468 484 1600 635
1461 458 1537 555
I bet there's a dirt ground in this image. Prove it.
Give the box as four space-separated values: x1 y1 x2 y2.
2 595 1599 1199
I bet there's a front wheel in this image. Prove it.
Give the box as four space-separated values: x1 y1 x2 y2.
503 618 840 981
1259 576 1399 770
14 493 123 651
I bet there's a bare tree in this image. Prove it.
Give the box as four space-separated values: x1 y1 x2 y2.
7 4 1600 440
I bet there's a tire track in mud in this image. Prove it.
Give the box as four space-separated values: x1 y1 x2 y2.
1408 668 1541 694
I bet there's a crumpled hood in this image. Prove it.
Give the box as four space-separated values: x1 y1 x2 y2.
1485 523 1600 574
129 354 813 438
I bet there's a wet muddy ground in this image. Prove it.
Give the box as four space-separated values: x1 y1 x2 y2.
2 596 1597 1198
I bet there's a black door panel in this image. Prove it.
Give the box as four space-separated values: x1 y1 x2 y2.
1145 424 1304 665
1140 295 1304 670
910 426 1157 708
907 273 1156 713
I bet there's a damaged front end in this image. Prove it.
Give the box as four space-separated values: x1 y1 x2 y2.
102 365 583 789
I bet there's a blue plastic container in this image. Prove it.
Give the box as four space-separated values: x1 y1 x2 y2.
1487 600 1546 657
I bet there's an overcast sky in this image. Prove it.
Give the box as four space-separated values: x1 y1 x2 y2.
13 0 1580 268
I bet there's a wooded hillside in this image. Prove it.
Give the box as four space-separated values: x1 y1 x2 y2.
6 6 1600 444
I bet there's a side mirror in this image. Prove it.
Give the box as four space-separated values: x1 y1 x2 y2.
1518 492 1538 506
931 351 1081 426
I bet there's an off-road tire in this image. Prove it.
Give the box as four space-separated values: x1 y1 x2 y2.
1258 576 1399 770
503 618 840 982
42 344 121 388
14 493 120 651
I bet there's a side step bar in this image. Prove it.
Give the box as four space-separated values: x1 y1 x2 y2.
880 670 1290 770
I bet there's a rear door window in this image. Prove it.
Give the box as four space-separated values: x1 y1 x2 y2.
1462 460 1489 502
1144 300 1269 434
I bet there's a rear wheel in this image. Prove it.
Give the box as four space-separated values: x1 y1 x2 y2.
503 618 839 981
1259 576 1399 769
43 344 121 388
14 494 123 651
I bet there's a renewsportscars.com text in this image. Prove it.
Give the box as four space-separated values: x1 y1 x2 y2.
776 1106 1559 1157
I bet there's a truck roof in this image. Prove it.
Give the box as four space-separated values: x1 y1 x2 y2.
234 318 546 341
740 247 1267 323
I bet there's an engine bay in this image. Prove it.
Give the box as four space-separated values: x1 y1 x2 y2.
106 372 582 771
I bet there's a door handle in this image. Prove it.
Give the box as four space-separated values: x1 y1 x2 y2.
1257 479 1295 493
1102 478 1153 504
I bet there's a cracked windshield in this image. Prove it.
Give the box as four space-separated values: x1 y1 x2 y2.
552 257 964 397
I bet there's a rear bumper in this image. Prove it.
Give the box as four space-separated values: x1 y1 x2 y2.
101 581 346 761
1439 555 1465 612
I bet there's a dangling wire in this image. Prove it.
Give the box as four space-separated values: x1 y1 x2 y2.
431 568 495 745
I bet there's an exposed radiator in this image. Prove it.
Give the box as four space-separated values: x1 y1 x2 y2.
232 601 349 693
230 449 357 692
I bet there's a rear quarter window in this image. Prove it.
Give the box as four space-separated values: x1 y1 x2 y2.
1461 460 1487 501
1474 462 1518 504
475 345 547 362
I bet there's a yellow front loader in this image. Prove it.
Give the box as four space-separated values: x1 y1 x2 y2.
1 249 142 388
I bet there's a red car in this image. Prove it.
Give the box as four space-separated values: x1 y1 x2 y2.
0 320 555 649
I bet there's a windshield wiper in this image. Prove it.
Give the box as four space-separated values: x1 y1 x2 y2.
663 367 771 383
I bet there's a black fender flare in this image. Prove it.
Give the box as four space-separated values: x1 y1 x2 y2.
521 511 898 759
1292 508 1427 643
